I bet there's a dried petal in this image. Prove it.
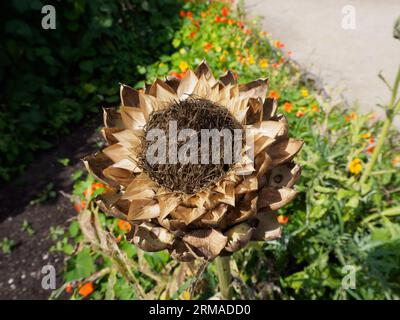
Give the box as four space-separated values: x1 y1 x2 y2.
257 187 297 211
120 84 139 107
183 228 227 260
251 211 282 241
224 223 255 252
131 222 174 252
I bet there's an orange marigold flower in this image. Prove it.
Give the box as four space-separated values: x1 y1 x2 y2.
268 90 280 99
361 133 371 139
277 215 289 225
366 145 375 154
189 31 197 39
118 219 132 233
345 112 357 123
203 42 213 53
227 19 235 25
215 15 221 22
392 155 400 167
369 136 375 144
274 40 285 48
283 102 293 113
201 11 206 18
311 105 320 112
237 21 243 28
170 71 182 79
180 10 185 18
79 282 94 297
186 11 192 19
65 283 73 293
296 110 305 117
74 200 86 213
116 235 122 243
92 182 105 190
221 6 229 17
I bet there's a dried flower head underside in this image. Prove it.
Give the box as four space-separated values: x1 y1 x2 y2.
83 60 303 261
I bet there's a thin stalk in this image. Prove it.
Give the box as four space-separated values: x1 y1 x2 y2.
214 256 233 299
360 66 400 184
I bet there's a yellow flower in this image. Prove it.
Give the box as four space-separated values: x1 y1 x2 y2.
219 55 225 62
181 290 191 300
300 88 309 97
179 48 187 55
179 61 188 72
230 41 235 48
259 58 269 69
349 158 362 174
361 133 371 139
248 56 255 65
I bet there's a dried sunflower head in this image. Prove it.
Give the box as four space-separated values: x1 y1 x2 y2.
83 60 303 261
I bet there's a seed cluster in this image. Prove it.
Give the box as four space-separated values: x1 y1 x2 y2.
137 97 243 194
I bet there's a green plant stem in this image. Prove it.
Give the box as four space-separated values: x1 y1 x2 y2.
362 206 400 224
214 256 233 299
360 66 400 184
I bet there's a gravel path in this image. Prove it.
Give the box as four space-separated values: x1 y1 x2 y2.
246 0 400 127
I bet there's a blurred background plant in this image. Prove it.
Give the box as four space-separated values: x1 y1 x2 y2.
0 0 182 181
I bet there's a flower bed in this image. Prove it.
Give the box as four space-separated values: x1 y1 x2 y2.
53 0 400 300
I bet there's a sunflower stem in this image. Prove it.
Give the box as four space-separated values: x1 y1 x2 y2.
215 256 233 299
360 66 400 184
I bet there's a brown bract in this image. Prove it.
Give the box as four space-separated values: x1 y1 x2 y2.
83 60 303 261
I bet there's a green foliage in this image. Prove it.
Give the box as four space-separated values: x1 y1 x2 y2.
0 0 182 180
21 219 35 236
56 0 400 300
0 238 15 255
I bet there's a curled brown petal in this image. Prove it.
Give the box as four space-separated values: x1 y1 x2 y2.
165 76 181 93
268 164 301 188
103 166 135 188
257 187 297 211
251 210 282 241
267 138 304 166
194 60 217 87
131 222 174 252
169 240 196 262
224 223 255 253
245 98 263 124
103 107 124 129
219 70 237 86
262 98 278 120
96 192 129 220
239 78 269 101
101 127 123 145
120 84 140 107
183 228 228 260
82 152 118 188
